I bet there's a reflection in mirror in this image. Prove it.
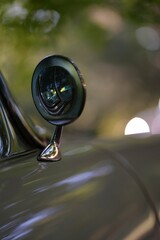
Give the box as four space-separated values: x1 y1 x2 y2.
39 66 74 115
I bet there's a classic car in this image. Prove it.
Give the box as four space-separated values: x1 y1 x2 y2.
1 1 160 239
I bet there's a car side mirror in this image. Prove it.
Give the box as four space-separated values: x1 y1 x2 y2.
32 55 86 161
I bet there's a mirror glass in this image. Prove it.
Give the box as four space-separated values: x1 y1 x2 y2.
39 66 74 115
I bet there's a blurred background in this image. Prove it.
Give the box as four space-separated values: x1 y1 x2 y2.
0 0 160 138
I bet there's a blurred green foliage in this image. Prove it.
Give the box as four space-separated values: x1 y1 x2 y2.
0 0 160 137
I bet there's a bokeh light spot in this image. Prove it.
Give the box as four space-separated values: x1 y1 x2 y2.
125 117 150 135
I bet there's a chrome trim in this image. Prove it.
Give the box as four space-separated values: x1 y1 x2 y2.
38 125 62 161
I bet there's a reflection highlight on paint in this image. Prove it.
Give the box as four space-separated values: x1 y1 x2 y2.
54 166 113 188
33 165 113 194
1 208 59 240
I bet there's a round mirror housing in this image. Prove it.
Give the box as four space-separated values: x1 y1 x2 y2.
32 55 86 126
32 55 86 161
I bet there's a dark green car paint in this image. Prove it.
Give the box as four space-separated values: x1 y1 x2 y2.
1 137 160 239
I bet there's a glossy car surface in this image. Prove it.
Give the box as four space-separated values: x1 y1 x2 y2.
1 135 160 239
0 72 160 239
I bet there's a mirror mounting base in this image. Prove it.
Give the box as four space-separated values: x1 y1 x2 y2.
38 125 63 162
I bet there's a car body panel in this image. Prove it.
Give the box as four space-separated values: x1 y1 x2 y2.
117 136 160 222
0 138 160 239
